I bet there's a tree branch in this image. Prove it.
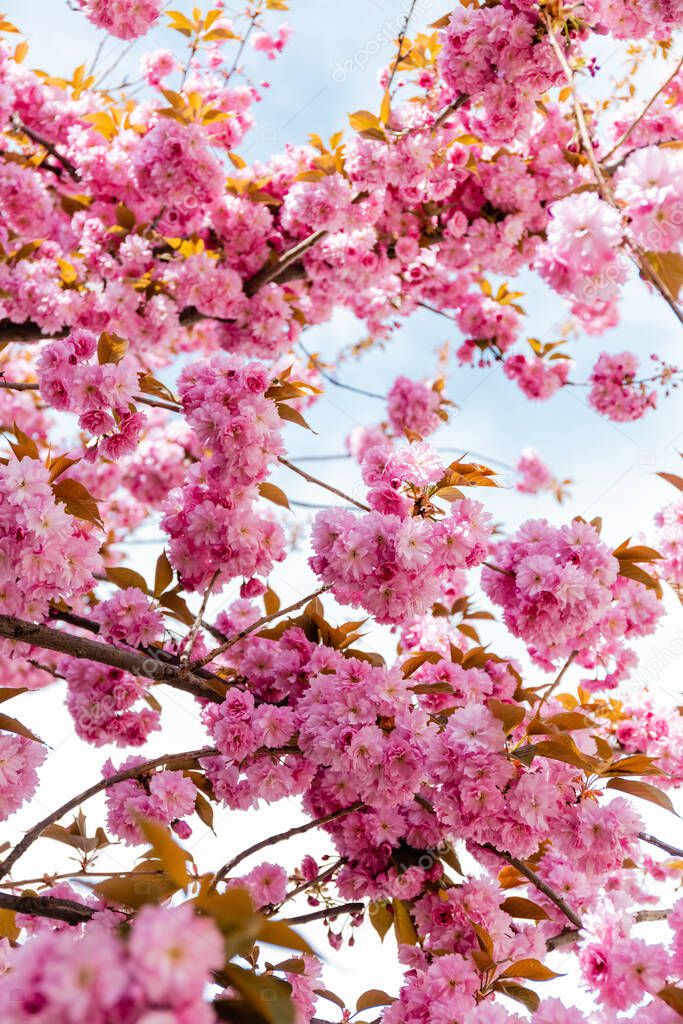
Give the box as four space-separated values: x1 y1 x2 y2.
543 17 683 327
11 117 80 181
284 901 364 926
0 891 94 925
244 230 328 297
194 585 330 669
214 801 362 884
0 747 221 881
483 843 583 930
639 832 683 858
0 380 181 414
0 615 226 704
277 457 370 511
602 56 683 163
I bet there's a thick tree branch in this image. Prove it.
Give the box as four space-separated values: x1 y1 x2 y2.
244 230 327 296
0 615 226 704
0 891 94 925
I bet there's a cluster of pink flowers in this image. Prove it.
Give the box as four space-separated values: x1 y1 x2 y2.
481 519 618 660
615 145 683 252
132 118 225 234
139 49 179 87
104 758 197 843
93 588 164 648
61 658 160 747
515 448 555 495
232 861 288 907
0 732 45 821
585 0 682 39
654 494 683 587
481 521 662 687
37 330 145 458
504 352 572 400
386 376 446 437
588 351 657 422
0 902 222 1022
161 354 286 591
537 193 625 325
0 1 681 1016
614 696 683 785
437 1 564 143
310 486 491 624
0 455 101 620
580 913 674 1011
80 0 163 39
252 23 293 59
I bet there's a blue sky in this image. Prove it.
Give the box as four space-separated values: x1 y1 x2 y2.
5 0 683 1010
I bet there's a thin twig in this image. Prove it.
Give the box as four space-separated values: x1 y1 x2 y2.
386 0 418 95
11 117 80 181
639 832 683 858
602 56 683 163
543 17 683 327
214 802 362 884
284 901 364 926
226 8 260 81
482 561 513 577
277 456 370 511
536 650 577 714
483 844 583 929
279 859 345 906
0 747 221 880
194 585 330 669
298 342 386 401
182 569 219 666
430 93 469 133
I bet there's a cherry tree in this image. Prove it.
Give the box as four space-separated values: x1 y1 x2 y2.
0 0 681 1021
